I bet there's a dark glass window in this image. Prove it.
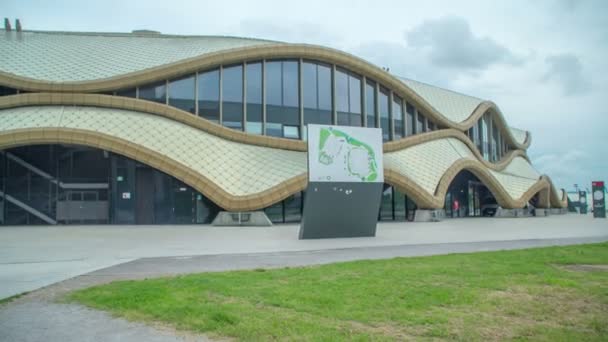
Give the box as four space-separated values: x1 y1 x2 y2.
379 184 393 220
482 114 490 160
302 61 332 138
428 121 436 131
379 86 390 141
264 201 283 223
198 69 220 123
246 62 263 135
222 64 244 130
0 86 17 96
394 188 407 221
139 81 166 104
406 102 415 136
365 80 377 128
284 192 303 222
477 119 484 154
469 124 481 151
116 88 136 98
336 68 362 127
492 121 499 162
266 60 300 138
393 95 404 139
416 111 425 134
168 75 195 114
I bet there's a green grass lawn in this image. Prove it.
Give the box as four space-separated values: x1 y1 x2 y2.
68 243 608 341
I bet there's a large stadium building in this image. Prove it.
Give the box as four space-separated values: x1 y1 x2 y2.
0 26 568 226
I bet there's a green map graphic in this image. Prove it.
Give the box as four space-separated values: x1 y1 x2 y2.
318 127 378 182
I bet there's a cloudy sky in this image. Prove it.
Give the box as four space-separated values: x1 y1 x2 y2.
4 0 607 192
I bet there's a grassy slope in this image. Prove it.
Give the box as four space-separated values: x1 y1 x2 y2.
68 243 608 341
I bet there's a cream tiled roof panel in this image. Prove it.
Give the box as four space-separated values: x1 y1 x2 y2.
509 127 528 145
0 106 307 196
398 77 484 123
500 156 540 180
489 170 538 199
0 30 275 82
384 138 473 194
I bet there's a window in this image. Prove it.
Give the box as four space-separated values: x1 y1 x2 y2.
365 80 377 128
246 62 263 134
266 60 300 138
336 68 362 127
428 120 435 131
168 75 195 114
0 86 17 96
379 86 390 141
302 61 332 138
393 188 407 221
406 102 415 136
392 95 404 139
471 123 480 152
477 119 484 155
416 111 425 134
198 69 220 122
482 114 490 160
283 125 300 139
222 64 244 130
492 121 499 162
116 88 136 98
138 81 166 104
380 184 393 220
284 192 303 222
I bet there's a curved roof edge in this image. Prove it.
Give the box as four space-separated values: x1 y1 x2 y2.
0 105 563 211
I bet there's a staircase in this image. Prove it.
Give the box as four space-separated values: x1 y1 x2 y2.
0 189 56 224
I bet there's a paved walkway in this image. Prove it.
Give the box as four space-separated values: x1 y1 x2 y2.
1 214 607 299
0 214 606 342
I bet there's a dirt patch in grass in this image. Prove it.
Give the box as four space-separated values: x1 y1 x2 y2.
561 264 608 272
468 285 608 340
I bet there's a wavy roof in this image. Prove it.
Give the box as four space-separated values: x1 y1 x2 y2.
0 30 274 82
0 29 530 146
398 77 483 123
0 105 564 210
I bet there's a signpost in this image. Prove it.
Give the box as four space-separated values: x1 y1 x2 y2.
579 191 587 214
299 125 383 239
592 181 606 218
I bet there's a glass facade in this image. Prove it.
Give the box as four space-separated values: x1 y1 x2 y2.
444 170 496 218
0 86 17 96
379 184 417 221
302 61 332 138
264 192 303 224
406 102 415 136
222 64 244 130
416 110 425 133
379 86 390 141
0 145 220 225
336 68 362 127
168 75 195 114
246 62 263 134
116 88 136 98
198 69 220 122
365 80 377 128
482 114 490 160
138 81 166 104
392 95 404 139
491 121 499 162
266 60 300 138
106 58 469 145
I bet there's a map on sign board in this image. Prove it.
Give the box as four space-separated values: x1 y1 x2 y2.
307 125 383 183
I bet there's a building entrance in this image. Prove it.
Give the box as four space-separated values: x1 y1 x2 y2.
445 171 497 218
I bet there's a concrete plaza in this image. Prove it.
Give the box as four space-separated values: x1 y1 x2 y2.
1 213 607 299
